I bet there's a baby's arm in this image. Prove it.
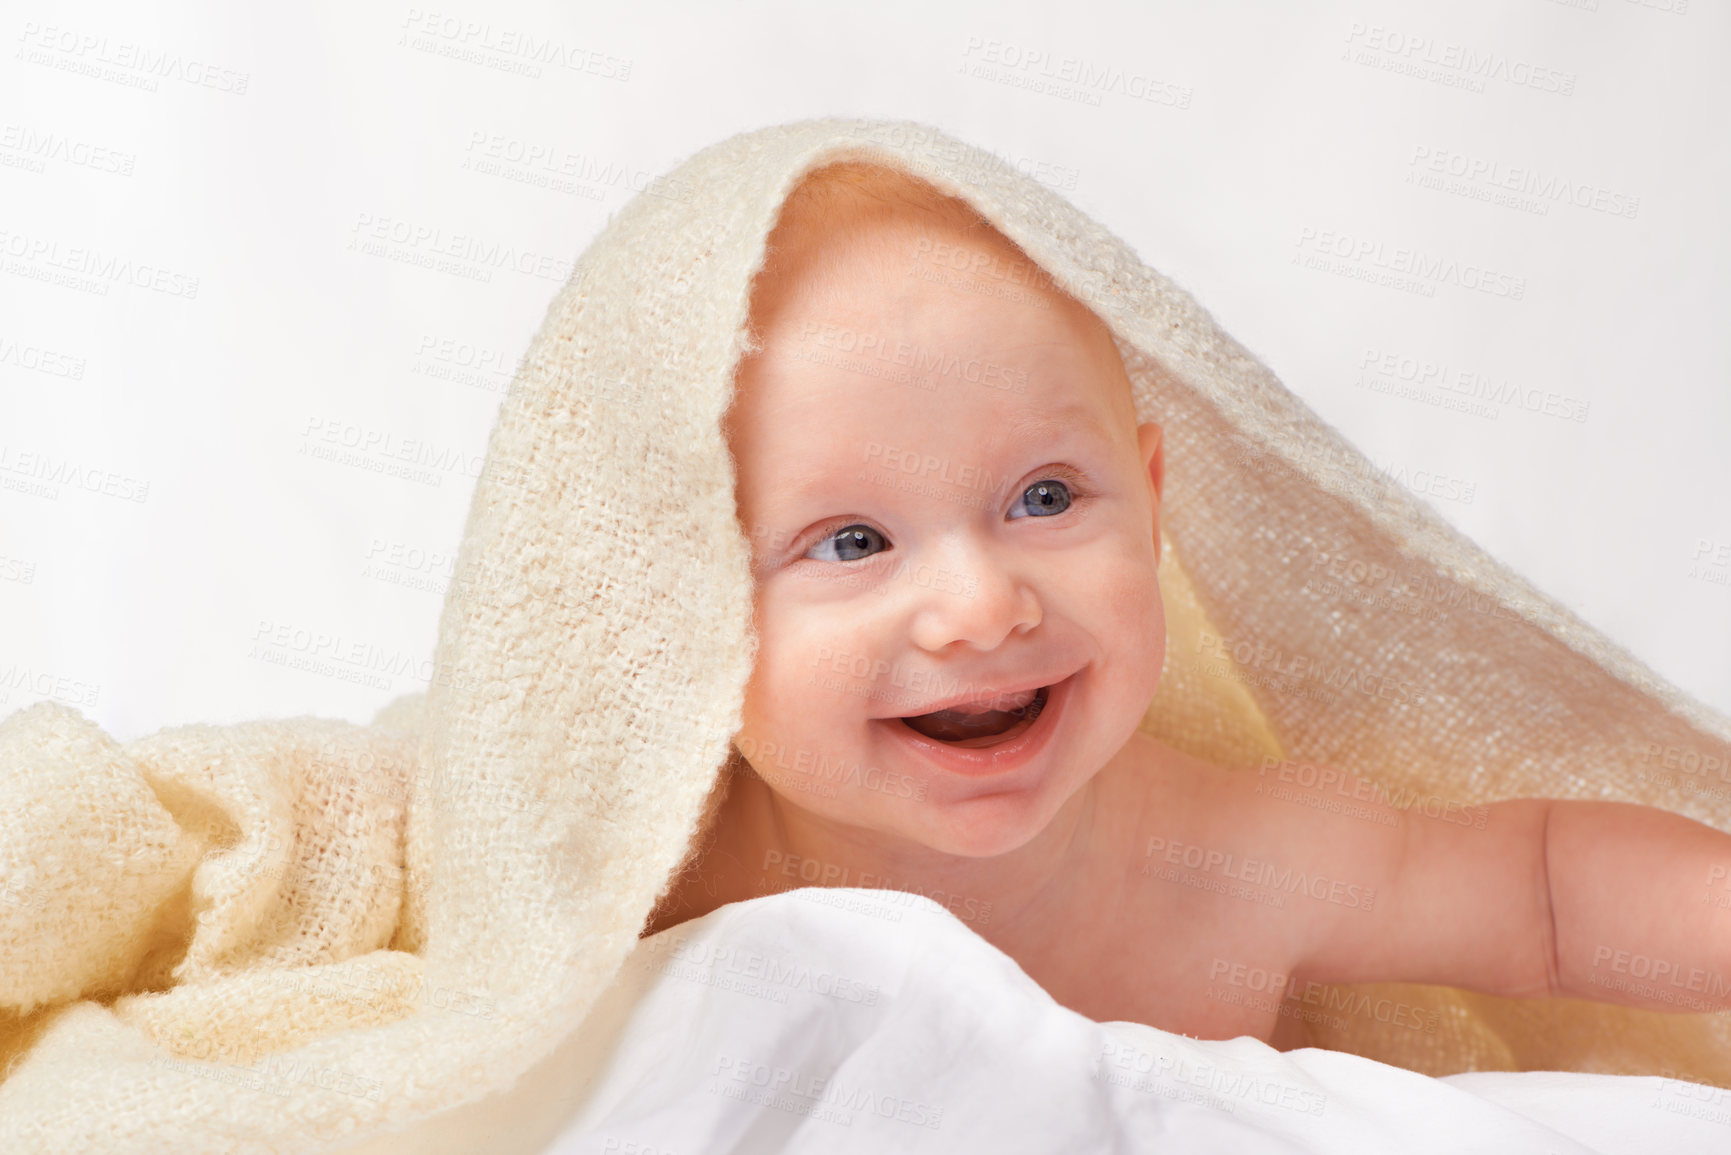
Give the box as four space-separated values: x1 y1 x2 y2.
1268 766 1731 1011
1544 800 1731 1010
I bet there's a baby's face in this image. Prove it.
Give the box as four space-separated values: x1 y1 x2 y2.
725 220 1166 860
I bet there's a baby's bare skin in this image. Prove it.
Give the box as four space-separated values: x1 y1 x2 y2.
651 725 1731 1048
650 730 1337 1046
645 164 1731 1048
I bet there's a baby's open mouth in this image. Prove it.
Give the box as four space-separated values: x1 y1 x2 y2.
900 686 1049 749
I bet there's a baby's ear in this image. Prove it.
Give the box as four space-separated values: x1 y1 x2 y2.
1137 421 1166 566
1137 421 1166 504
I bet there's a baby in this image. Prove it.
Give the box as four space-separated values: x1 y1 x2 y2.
644 161 1731 1050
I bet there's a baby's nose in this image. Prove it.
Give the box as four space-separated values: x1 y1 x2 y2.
903 550 1040 652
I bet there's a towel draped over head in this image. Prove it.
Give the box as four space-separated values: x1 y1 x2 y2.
3 116 1728 1153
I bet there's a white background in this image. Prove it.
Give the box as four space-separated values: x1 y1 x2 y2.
2 0 1726 742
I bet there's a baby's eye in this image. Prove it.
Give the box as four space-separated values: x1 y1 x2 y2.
1008 478 1073 520
806 524 889 562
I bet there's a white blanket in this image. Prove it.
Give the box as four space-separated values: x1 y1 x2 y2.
357 889 1731 1154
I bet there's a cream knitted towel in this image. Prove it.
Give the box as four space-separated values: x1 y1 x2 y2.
3 117 1729 1152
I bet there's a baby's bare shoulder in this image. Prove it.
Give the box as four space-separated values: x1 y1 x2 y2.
1121 743 1560 1000
1103 737 1407 991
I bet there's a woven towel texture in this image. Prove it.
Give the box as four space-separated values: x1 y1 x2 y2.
2 117 1728 1152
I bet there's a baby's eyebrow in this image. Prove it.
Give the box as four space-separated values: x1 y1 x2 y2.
762 399 1115 513
996 401 1114 456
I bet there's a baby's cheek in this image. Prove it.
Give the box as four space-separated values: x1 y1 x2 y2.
743 607 869 754
1086 547 1167 688
739 619 908 825
1088 539 1164 627
736 665 829 802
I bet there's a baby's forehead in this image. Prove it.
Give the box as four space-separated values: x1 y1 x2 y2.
735 301 1135 456
733 161 1138 437
751 161 1057 301
757 218 1100 361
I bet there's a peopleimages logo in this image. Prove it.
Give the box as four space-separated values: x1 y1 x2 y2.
0 444 150 503
0 124 137 176
15 22 251 94
1407 145 1640 220
957 36 1193 110
1356 347 1591 423
347 211 577 283
1294 227 1525 300
0 663 100 708
1142 835 1378 911
397 9 633 81
1195 630 1426 706
709 1053 946 1130
645 938 882 1007
0 227 200 298
1093 1039 1329 1116
0 333 87 380
1343 23 1576 96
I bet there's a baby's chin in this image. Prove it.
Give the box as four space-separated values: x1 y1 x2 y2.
905 820 1050 861
763 765 1085 862
912 786 1084 858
